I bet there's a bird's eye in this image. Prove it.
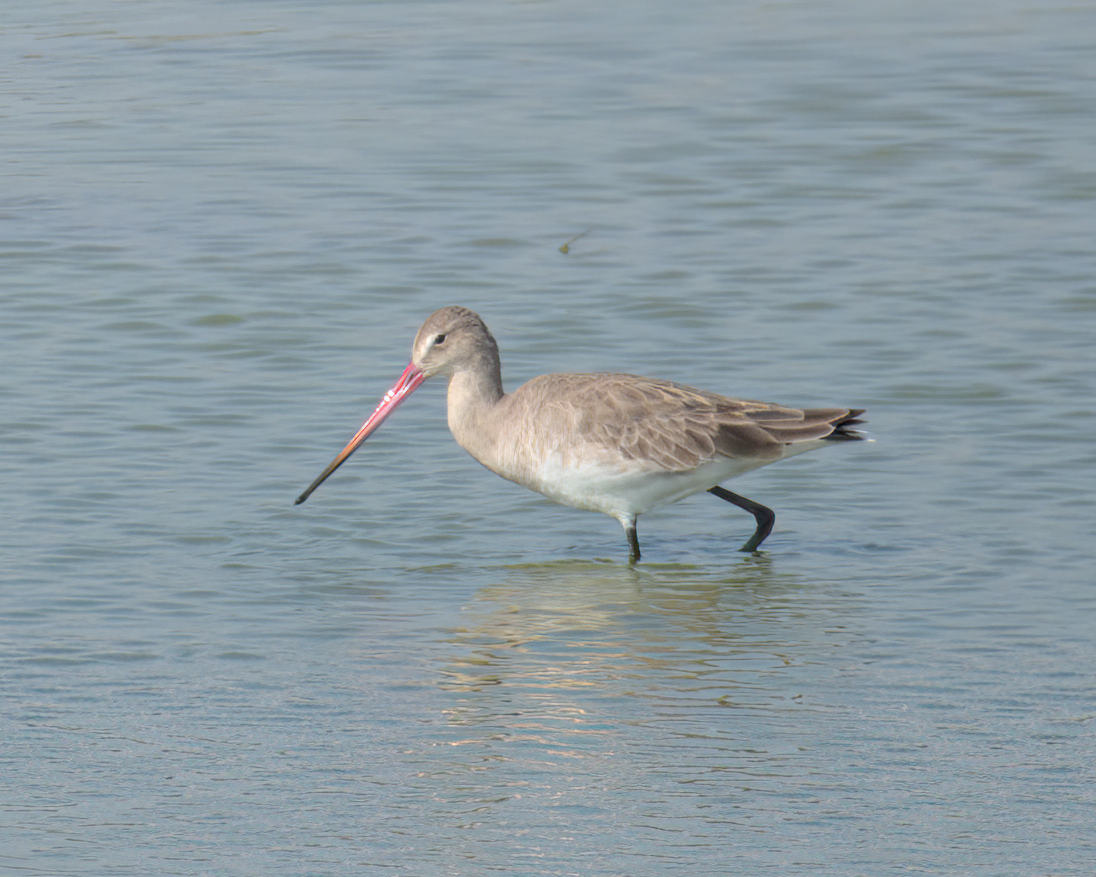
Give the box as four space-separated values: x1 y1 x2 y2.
434 333 447 345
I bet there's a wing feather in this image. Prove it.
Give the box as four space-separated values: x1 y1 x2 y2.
511 374 863 474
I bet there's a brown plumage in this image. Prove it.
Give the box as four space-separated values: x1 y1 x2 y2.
297 306 867 561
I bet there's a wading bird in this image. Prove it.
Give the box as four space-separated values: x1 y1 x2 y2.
296 306 865 561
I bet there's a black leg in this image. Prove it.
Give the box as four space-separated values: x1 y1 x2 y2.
708 486 775 552
625 521 641 563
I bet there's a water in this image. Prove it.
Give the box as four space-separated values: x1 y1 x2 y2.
3 0 1095 874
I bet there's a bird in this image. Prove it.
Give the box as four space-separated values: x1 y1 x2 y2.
296 306 866 561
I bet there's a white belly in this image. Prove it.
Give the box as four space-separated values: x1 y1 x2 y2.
511 452 768 521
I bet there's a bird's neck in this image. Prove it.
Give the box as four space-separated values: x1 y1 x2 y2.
446 355 505 461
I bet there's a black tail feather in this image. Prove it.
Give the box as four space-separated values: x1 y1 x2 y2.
826 408 868 441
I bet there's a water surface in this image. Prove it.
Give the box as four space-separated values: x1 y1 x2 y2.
3 1 1095 874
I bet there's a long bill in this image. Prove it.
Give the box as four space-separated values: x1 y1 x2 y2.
295 362 426 505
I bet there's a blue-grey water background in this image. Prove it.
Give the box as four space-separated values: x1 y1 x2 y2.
3 1 1095 874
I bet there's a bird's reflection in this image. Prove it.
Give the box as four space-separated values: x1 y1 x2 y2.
437 555 858 713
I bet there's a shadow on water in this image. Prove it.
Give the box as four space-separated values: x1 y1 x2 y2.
433 552 862 708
